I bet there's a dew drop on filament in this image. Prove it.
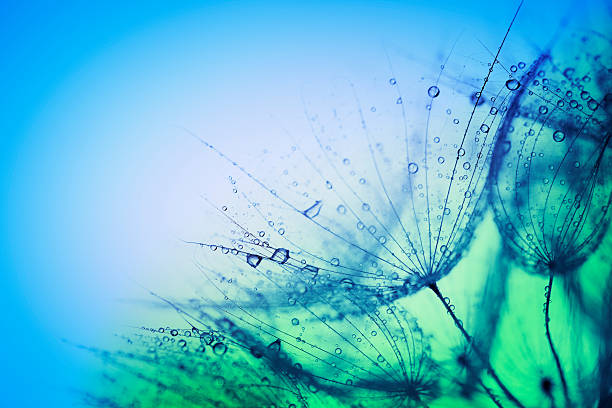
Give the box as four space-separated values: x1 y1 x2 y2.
303 200 323 218
270 248 289 264
246 253 263 268
428 85 440 98
505 78 521 91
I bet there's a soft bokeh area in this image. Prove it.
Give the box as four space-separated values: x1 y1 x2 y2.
1 0 609 406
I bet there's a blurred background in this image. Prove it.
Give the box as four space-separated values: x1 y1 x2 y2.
1 0 607 406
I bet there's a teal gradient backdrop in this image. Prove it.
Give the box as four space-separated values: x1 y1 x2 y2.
1 1 607 406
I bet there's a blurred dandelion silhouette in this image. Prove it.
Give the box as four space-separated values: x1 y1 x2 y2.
489 28 612 407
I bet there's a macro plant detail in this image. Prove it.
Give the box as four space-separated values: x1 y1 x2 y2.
489 28 612 407
54 2 612 408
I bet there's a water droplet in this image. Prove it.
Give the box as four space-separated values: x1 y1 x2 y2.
246 253 262 268
505 79 521 91
470 92 485 106
302 264 319 278
267 339 281 353
291 318 299 326
213 342 227 356
271 248 289 264
587 99 599 110
389 78 397 85
518 61 526 69
330 257 340 267
340 278 354 290
463 162 471 170
325 180 333 189
408 162 419 174
433 136 440 143
428 85 440 98
458 148 465 157
303 200 322 218
563 67 575 78
438 156 445 164
480 124 490 133
553 130 565 142
337 205 347 214
539 106 548 114
396 97 403 104
490 107 498 115
335 347 343 355
362 203 370 211
510 65 518 73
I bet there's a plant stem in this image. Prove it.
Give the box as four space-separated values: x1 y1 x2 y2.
429 283 525 408
544 272 571 407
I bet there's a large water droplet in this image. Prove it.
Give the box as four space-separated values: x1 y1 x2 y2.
339 278 355 290
267 339 281 353
213 342 228 356
247 253 262 268
303 200 322 218
553 130 565 142
270 248 289 264
480 124 490 133
302 264 319 278
428 85 440 98
505 79 521 91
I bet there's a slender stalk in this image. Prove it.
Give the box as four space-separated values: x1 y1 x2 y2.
544 272 571 407
429 283 525 408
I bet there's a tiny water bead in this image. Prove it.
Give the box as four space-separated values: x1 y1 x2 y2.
408 162 419 174
291 318 299 326
428 85 440 98
480 124 490 133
